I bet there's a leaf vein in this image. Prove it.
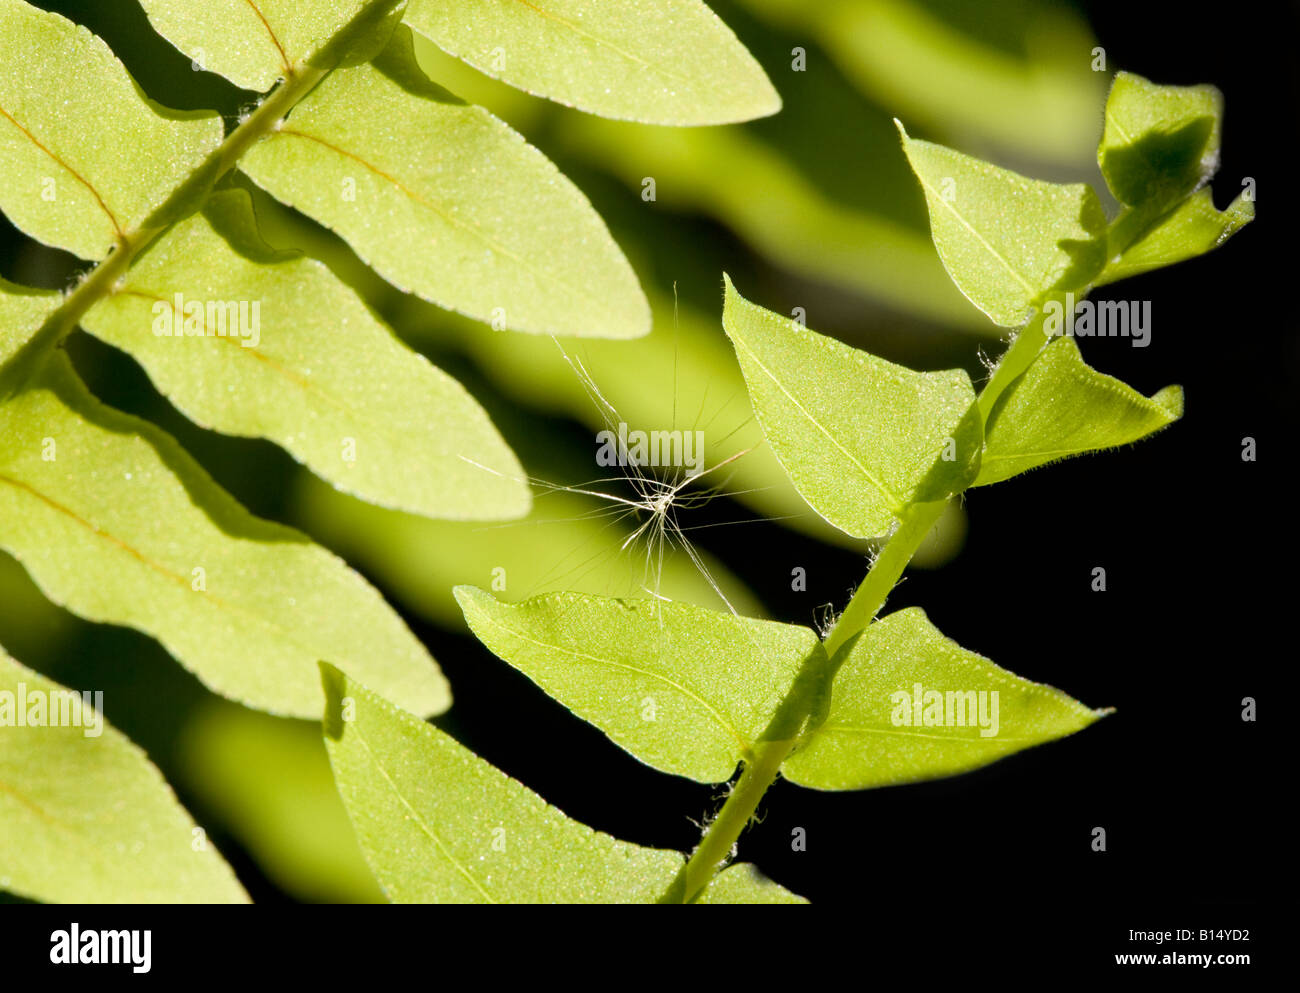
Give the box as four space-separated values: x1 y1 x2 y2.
271 127 617 324
914 171 1037 298
351 723 497 903
0 104 125 241
241 0 292 73
485 614 751 754
505 0 694 86
728 326 905 514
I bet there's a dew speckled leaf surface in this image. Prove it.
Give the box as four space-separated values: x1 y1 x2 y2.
898 123 1107 326
138 0 382 92
241 27 649 338
975 336 1182 486
0 354 447 719
722 277 980 539
82 191 529 521
694 863 807 904
321 664 685 903
405 0 780 125
0 646 249 903
455 586 824 783
782 608 1107 791
0 0 222 260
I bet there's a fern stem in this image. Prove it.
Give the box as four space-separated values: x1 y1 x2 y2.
976 302 1056 422
823 500 946 658
679 739 791 903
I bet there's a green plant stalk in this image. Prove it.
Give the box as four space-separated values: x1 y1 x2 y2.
681 738 789 901
677 293 1064 902
0 0 402 400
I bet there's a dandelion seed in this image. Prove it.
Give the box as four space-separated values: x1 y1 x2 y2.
456 328 776 617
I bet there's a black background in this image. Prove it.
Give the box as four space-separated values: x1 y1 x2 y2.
0 0 1288 960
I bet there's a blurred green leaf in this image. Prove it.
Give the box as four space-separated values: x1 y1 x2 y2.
782 607 1107 790
82 190 529 521
0 353 447 719
975 336 1182 487
558 117 987 331
0 645 248 903
408 28 990 332
415 287 969 565
0 551 74 664
455 586 825 783
321 663 685 903
694 862 807 904
0 0 222 260
405 0 780 125
899 123 1108 325
177 698 385 903
739 0 1105 166
241 27 648 338
722 276 980 539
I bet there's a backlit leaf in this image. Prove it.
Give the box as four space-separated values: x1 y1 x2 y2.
0 645 249 903
416 285 875 548
241 27 649 338
1096 187 1253 287
782 608 1107 790
0 354 447 719
404 0 780 125
82 190 529 520
974 336 1182 487
455 586 825 783
0 0 222 260
321 663 685 903
138 0 396 93
899 123 1108 325
722 276 980 539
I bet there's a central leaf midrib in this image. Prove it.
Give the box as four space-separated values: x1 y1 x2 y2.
504 0 696 88
269 126 623 327
484 612 751 754
0 469 338 660
351 721 497 904
914 171 1038 299
109 288 472 465
729 326 906 515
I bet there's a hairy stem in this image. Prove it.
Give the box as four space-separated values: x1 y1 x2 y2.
0 0 402 399
680 739 791 902
823 499 946 658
